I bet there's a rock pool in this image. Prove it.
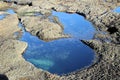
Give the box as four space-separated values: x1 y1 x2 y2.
52 11 95 39
21 11 96 75
21 32 95 75
113 6 120 13
6 9 96 75
0 9 15 20
0 14 6 20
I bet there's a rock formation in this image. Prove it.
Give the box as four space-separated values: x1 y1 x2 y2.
0 0 120 80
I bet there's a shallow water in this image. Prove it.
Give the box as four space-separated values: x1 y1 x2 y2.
0 9 15 20
20 11 96 75
0 14 6 20
113 7 120 13
5 9 96 75
21 32 95 74
6 9 16 14
52 11 95 39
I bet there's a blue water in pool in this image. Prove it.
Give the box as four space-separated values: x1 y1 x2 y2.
0 9 15 20
21 32 95 75
2 9 96 74
6 9 15 14
52 11 95 39
0 14 6 20
113 7 120 13
20 11 96 75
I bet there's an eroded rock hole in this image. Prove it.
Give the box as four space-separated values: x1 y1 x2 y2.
13 1 17 4
18 18 21 21
28 2 32 6
107 27 118 34
3 0 11 3
36 31 40 36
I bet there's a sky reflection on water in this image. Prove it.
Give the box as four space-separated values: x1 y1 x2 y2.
2 8 96 75
21 11 95 75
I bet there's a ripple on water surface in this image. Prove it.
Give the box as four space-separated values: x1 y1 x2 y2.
20 11 96 75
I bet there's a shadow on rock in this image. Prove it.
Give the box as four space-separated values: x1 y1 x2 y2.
0 74 9 80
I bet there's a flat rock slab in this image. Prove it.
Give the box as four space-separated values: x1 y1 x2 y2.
0 14 19 39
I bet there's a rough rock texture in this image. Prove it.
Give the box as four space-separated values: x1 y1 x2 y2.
21 16 70 41
62 40 120 80
0 1 10 10
0 40 60 80
0 14 19 38
0 13 60 80
7 0 120 41
0 0 120 80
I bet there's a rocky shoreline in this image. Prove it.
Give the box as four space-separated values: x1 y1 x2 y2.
0 0 120 80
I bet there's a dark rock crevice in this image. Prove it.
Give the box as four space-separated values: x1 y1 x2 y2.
51 7 86 18
76 12 86 18
0 74 9 80
3 0 33 6
13 1 33 6
107 27 118 34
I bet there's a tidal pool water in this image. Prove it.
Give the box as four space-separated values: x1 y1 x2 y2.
0 9 15 20
113 7 120 13
5 9 96 75
6 9 15 14
20 11 95 75
0 14 6 20
21 32 95 75
52 11 95 39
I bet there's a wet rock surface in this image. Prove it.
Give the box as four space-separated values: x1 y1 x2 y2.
0 0 120 80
